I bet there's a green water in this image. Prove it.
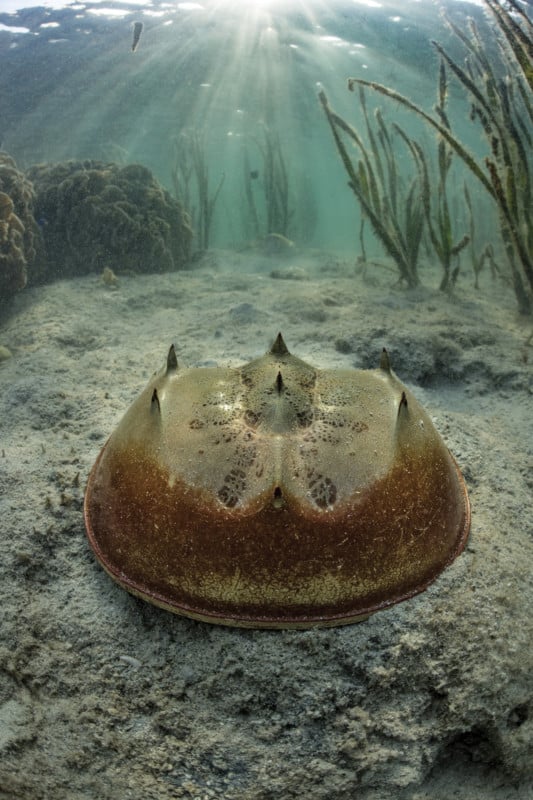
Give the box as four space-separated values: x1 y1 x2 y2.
0 0 508 258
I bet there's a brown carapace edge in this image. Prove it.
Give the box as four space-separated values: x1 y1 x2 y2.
84 333 471 628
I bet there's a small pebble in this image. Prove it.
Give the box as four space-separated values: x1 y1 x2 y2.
0 345 12 362
119 654 142 669
270 266 307 280
101 266 119 288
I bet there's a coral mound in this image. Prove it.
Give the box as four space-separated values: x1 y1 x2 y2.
27 160 192 279
0 153 38 301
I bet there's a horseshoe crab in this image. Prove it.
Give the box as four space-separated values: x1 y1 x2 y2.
84 333 470 628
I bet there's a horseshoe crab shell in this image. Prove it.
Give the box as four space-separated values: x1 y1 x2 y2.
84 333 470 628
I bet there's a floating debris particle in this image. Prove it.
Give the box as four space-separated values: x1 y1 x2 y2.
132 21 143 52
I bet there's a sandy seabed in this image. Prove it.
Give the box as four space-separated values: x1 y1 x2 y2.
0 249 531 800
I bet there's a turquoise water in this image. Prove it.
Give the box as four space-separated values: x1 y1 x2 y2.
0 0 499 257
